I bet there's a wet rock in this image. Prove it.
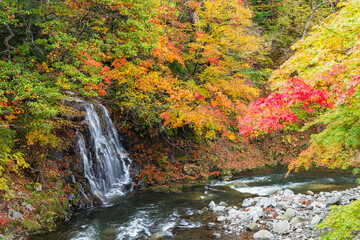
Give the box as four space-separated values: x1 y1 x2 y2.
283 208 297 221
207 222 216 229
212 232 222 239
209 201 216 210
253 230 273 239
217 216 226 222
242 198 255 207
219 201 228 207
273 220 290 234
311 215 322 225
213 206 226 212
247 222 259 231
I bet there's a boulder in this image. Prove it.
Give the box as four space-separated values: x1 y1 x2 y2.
248 206 264 222
311 215 322 225
242 198 255 207
212 232 221 239
283 208 297 221
213 206 226 212
273 220 290 234
290 216 308 225
217 216 226 222
257 197 271 208
247 222 259 232
209 201 216 210
219 201 228 207
283 189 295 196
253 230 273 239
12 210 23 220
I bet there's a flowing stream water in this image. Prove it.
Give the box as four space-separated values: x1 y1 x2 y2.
31 103 358 240
31 168 357 240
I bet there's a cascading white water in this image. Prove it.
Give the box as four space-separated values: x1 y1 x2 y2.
75 103 132 203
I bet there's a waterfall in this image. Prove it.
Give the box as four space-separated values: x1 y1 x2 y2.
75 103 132 203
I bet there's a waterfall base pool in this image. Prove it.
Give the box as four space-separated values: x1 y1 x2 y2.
30 167 358 240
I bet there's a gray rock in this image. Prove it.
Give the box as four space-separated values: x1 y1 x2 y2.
306 190 314 195
209 200 216 210
217 216 226 222
284 189 295 196
207 222 216 229
276 189 284 195
273 220 290 234
247 222 259 232
213 206 226 212
311 215 322 225
290 216 308 225
219 201 228 207
227 209 241 219
253 230 273 239
242 198 255 207
12 210 23 219
25 204 35 211
257 197 271 208
212 232 221 239
269 197 278 207
326 196 341 207
283 208 297 221
249 206 264 222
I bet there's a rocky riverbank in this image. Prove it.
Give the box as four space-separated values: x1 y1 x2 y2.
204 186 360 239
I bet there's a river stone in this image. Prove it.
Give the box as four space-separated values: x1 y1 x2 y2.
257 197 271 208
311 215 322 225
273 220 290 234
228 209 242 219
290 216 308 225
209 200 216 210
283 189 295 196
283 208 297 221
219 201 228 207
326 196 341 206
253 230 273 239
213 206 226 212
249 206 264 222
12 210 23 219
306 190 314 195
212 232 221 239
247 222 259 231
207 222 216 229
217 216 226 222
242 198 255 207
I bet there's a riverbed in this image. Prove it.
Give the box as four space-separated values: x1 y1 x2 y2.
30 168 357 240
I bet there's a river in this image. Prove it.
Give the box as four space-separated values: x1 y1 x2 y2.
30 167 357 240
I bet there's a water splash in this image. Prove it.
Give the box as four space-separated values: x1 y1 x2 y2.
76 103 132 203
